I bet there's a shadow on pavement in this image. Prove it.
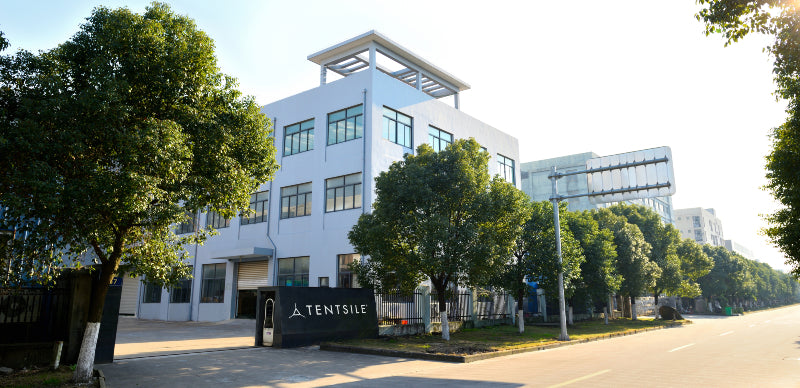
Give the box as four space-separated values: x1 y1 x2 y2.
324 376 523 387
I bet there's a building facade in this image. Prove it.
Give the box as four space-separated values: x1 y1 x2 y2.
724 239 754 261
673 207 725 247
520 152 674 224
132 31 521 322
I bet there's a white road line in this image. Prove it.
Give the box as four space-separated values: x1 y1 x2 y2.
719 331 734 336
547 369 611 388
668 343 695 353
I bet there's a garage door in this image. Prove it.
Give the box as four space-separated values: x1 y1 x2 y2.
237 260 269 290
119 274 139 316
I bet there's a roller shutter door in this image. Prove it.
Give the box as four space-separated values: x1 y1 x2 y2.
237 261 269 290
119 275 139 316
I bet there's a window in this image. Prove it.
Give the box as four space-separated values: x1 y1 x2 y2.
382 107 412 147
278 257 309 287
283 119 314 156
325 173 362 212
319 277 330 287
281 183 312 219
428 126 452 152
206 211 230 229
241 191 269 225
497 154 516 185
338 254 360 288
694 229 704 241
170 269 192 303
328 105 363 145
174 210 198 234
692 216 701 228
201 263 226 303
142 282 162 303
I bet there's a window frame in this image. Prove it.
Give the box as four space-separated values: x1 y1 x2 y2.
337 253 360 288
428 125 453 152
200 263 226 303
382 107 413 148
142 282 162 304
280 182 313 219
241 190 269 225
277 256 310 287
206 210 230 229
497 154 516 185
283 118 315 156
174 210 198 235
327 105 364 145
325 172 362 213
169 268 193 304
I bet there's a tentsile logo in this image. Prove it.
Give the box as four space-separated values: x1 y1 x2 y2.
288 303 306 319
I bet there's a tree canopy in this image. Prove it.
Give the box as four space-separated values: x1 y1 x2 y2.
349 139 527 339
0 3 278 381
697 0 800 277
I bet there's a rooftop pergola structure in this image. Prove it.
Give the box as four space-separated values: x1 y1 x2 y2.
307 30 470 109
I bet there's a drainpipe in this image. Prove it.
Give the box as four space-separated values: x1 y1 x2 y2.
269 117 279 286
362 88 368 214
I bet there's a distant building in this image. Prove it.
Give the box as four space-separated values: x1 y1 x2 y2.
724 239 754 261
520 152 674 224
674 208 725 247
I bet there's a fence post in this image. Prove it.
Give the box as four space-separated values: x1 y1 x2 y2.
469 289 477 322
416 285 431 334
507 294 515 324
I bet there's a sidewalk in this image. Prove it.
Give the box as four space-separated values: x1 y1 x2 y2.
113 316 256 359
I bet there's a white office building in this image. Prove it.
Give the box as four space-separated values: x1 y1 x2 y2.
128 31 521 322
520 152 674 224
674 207 725 247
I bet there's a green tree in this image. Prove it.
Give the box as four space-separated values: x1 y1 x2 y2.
348 139 525 340
527 201 584 325
488 191 533 333
698 246 750 308
697 1 800 278
566 210 621 323
593 209 660 320
0 4 278 382
675 238 714 298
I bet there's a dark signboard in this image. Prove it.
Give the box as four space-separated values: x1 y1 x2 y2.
255 286 378 348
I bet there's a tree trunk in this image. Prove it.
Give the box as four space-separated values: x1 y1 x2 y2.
516 288 525 334
631 296 638 320
435 285 450 341
73 256 117 383
654 290 660 320
567 305 573 325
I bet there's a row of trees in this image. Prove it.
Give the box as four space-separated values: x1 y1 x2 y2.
349 139 799 340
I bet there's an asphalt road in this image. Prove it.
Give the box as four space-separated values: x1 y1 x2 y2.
100 305 800 387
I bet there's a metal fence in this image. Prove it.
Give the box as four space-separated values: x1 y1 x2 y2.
430 292 472 323
475 292 510 320
375 291 422 325
0 286 71 344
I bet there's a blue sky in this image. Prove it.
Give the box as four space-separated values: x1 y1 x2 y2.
0 1 790 271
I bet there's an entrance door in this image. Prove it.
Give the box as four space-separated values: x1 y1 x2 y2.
237 290 257 318
236 260 269 319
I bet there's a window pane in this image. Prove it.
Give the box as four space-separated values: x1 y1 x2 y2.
355 116 363 139
289 196 297 218
296 195 305 216
298 182 312 194
282 186 297 196
383 118 390 140
330 110 345 122
344 185 354 209
328 176 344 188
337 121 345 143
345 172 361 185
348 105 363 116
307 129 314 150
335 187 344 210
298 257 309 273
346 117 355 140
301 119 314 130
354 184 362 208
299 131 308 152
304 193 312 215
328 123 336 145
291 133 300 154
326 188 335 212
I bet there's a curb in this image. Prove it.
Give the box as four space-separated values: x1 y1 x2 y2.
321 322 687 363
94 368 106 388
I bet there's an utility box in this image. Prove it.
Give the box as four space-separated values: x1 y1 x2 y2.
254 286 378 348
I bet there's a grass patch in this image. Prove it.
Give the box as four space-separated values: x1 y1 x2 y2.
0 365 98 388
328 318 690 356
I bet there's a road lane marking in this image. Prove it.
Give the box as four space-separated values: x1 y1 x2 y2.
668 343 695 353
547 369 611 388
720 331 734 336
